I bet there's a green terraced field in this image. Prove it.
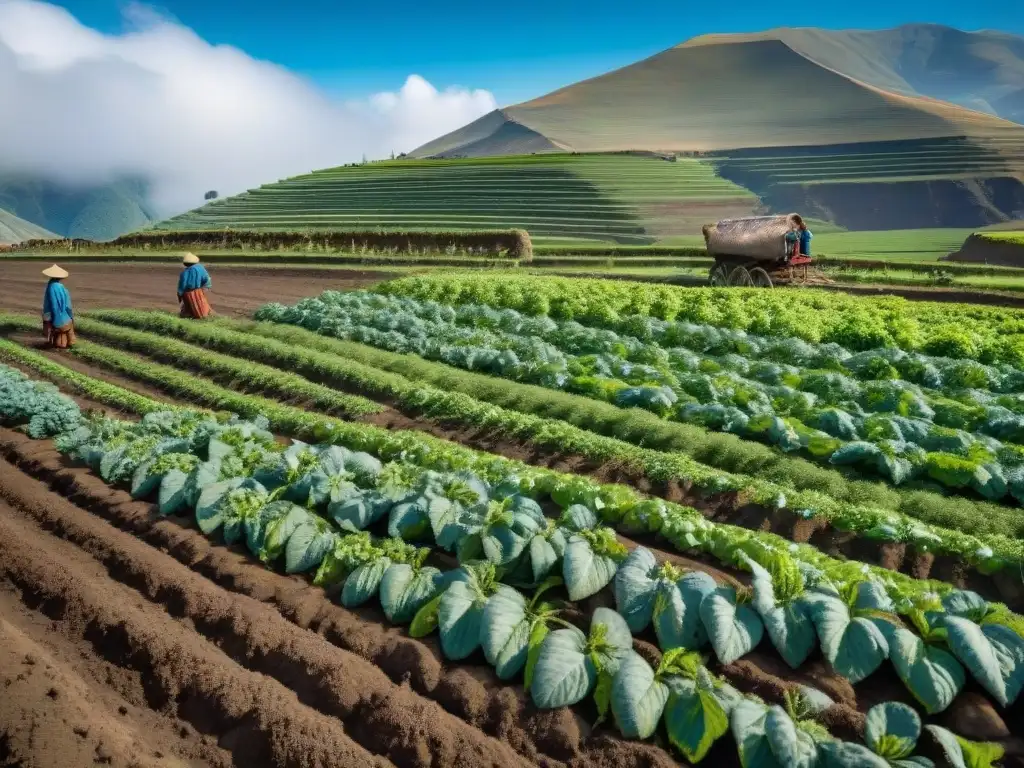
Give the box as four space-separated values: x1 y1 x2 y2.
154 154 759 245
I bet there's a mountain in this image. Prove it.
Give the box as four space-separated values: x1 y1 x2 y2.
412 24 1024 158
688 25 1024 122
0 208 57 245
0 176 157 242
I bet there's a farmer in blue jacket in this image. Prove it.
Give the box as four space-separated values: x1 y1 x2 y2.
177 252 213 318
41 264 75 349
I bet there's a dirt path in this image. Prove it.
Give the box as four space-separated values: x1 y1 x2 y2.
0 263 395 317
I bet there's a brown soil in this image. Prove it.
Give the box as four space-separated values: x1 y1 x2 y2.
0 431 694 768
0 263 395 318
4 427 1024 767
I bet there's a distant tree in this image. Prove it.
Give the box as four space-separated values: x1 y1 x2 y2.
204 190 219 200
390 150 395 160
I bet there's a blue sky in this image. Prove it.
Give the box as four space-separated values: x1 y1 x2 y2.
46 0 1024 105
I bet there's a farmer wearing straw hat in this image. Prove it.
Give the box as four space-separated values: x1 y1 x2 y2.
177 252 213 319
41 264 75 349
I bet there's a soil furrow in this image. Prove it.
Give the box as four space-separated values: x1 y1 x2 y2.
0 500 395 768
0 457 546 768
5 428 1022 759
0 432 685 768
0 602 224 768
8 430 1024 765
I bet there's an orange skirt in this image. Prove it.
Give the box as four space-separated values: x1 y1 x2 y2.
179 288 212 319
45 320 76 349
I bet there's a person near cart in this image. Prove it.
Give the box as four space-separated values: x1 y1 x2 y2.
177 252 213 319
798 221 813 257
41 264 76 350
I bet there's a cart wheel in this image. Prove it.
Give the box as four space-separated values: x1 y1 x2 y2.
728 267 753 287
749 267 774 289
709 263 730 287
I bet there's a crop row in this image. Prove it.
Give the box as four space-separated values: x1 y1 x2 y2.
254 291 1024 501
378 273 1024 368
29 310 1022 588
0 360 1018 766
39 310 1022 575
96 310 1019 537
5 320 1021 614
13 228 534 261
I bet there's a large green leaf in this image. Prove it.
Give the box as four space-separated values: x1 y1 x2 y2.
655 571 717 652
438 578 488 660
663 670 731 762
379 563 442 624
427 496 464 550
807 590 890 683
865 702 920 761
195 477 260 535
700 586 764 665
765 704 820 768
341 557 391 608
387 498 432 540
157 468 190 516
259 503 311 564
886 626 965 714
284 515 337 574
614 547 659 632
561 504 599 532
531 626 594 709
526 534 561 585
590 606 633 676
610 652 669 740
480 585 531 680
943 616 1024 707
820 741 890 768
731 700 818 768
244 500 292 556
747 558 815 669
481 523 527 566
563 534 618 601
329 490 393 532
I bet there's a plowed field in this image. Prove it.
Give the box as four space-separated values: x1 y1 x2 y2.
0 262 394 317
0 431 688 768
3 273 1024 768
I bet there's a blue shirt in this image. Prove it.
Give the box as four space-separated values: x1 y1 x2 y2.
42 280 73 327
178 264 211 294
800 230 813 255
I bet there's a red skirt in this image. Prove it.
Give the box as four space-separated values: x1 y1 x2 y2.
179 288 212 319
44 320 76 349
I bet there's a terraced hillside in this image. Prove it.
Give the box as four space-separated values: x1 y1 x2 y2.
710 136 1024 229
154 154 760 245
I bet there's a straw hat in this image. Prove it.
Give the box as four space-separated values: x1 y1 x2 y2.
182 252 200 265
42 264 69 279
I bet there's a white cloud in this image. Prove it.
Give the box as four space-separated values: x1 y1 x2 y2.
0 0 497 215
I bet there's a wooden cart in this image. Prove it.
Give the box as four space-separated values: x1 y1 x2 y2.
703 214 833 289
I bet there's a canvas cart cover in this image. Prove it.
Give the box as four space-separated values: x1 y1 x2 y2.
703 214 800 262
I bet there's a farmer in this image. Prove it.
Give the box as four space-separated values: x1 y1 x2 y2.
798 220 813 257
784 218 801 262
177 252 213 319
41 264 75 349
